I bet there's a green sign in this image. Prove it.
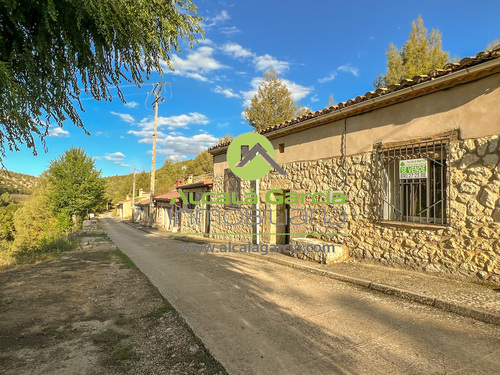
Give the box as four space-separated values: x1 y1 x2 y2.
227 132 286 180
399 158 427 179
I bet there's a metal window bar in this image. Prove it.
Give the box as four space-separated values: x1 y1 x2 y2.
380 138 450 225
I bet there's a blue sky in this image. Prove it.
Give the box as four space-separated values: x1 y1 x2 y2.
5 0 500 177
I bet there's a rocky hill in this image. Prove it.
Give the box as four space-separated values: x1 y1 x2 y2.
0 170 37 195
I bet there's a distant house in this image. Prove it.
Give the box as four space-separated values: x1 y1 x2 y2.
116 198 133 219
176 179 213 235
116 189 150 220
208 47 500 283
134 197 150 223
154 190 181 230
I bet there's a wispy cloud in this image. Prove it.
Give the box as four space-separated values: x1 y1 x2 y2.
154 133 220 156
202 10 230 28
221 42 291 75
124 101 139 109
161 47 225 82
241 77 313 107
220 26 240 35
213 85 240 98
48 126 70 138
221 43 254 59
104 152 129 168
318 72 337 83
108 152 125 158
337 63 359 77
253 54 289 74
133 113 209 132
110 111 135 123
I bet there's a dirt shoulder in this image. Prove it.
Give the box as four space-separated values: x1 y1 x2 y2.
0 228 226 375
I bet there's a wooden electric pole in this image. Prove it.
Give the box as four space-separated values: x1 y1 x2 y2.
132 167 136 221
149 82 168 226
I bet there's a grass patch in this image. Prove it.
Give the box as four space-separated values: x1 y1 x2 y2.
113 347 137 361
115 316 133 326
115 250 135 267
148 302 173 318
75 250 113 263
92 329 128 346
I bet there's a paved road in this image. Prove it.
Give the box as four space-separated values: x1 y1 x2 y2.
101 218 500 375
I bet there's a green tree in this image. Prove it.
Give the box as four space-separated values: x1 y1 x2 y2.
12 178 59 251
0 192 19 241
0 0 203 160
243 68 309 132
374 16 450 88
46 147 105 221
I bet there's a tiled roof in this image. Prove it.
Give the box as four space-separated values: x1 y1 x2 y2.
135 198 150 205
177 179 213 190
208 45 500 152
116 198 132 205
154 190 180 201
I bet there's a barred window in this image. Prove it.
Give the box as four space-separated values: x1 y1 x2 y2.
187 192 196 210
379 138 450 225
224 168 240 207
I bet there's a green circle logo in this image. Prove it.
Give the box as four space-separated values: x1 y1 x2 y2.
227 132 278 180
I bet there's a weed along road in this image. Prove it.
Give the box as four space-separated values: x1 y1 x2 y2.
101 217 500 375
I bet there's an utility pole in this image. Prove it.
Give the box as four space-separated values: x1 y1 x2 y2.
132 167 136 221
149 82 168 226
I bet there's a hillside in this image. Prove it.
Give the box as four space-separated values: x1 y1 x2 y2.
105 151 213 204
0 170 37 195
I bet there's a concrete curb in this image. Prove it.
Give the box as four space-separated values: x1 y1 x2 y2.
252 253 500 326
119 219 500 326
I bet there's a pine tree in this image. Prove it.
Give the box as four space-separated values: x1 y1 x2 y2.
244 68 309 132
375 16 450 88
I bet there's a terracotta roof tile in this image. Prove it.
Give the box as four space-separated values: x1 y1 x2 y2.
208 46 500 152
154 190 180 201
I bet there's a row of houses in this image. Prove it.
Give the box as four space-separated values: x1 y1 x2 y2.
115 179 213 232
117 46 500 284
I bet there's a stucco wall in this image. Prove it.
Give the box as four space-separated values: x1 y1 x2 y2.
208 72 500 283
213 72 500 174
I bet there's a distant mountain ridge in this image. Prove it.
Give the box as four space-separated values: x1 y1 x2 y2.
0 170 37 195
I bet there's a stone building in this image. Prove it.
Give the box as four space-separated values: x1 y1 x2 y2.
207 47 500 283
176 180 213 236
154 190 180 230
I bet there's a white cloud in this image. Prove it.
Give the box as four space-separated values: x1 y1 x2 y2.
48 126 70 137
221 43 254 59
110 111 135 123
241 77 313 107
154 133 220 156
103 151 129 167
107 152 125 158
124 101 139 108
213 85 240 98
318 72 337 83
310 95 319 103
161 47 225 82
338 63 359 77
202 10 230 27
253 54 290 74
220 26 240 35
136 112 209 132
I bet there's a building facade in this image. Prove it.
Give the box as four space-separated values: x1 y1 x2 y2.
208 48 500 283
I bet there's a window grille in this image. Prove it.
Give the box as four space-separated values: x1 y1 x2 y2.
378 138 450 225
224 168 240 207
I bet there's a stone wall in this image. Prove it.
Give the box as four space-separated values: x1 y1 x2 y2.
209 134 500 283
